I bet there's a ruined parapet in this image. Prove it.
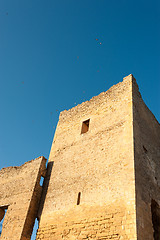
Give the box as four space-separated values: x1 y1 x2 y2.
0 156 47 240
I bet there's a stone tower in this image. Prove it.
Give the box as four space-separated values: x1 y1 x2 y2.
0 74 159 240
36 74 160 240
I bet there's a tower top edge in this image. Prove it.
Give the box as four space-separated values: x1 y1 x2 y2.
123 74 136 82
60 74 137 117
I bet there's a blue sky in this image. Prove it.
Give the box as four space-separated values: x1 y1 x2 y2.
0 0 159 238
0 0 159 170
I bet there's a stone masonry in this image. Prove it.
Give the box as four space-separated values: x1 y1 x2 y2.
0 156 46 240
37 74 136 240
0 74 160 240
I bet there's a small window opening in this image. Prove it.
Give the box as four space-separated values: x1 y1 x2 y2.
77 192 81 205
143 145 148 154
151 199 160 240
40 176 44 187
81 119 90 134
0 206 8 236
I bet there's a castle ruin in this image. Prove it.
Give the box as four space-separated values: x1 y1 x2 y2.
0 74 160 240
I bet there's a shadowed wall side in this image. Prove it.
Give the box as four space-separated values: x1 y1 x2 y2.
133 80 160 240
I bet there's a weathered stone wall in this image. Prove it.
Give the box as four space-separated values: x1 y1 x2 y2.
0 156 46 240
37 75 137 239
133 81 160 239
1 74 158 240
37 203 136 240
1 74 159 240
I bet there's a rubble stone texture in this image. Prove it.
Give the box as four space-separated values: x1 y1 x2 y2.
0 156 46 240
36 74 160 240
0 74 160 240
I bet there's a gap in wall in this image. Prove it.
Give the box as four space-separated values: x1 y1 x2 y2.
40 176 44 186
31 218 39 240
0 207 8 236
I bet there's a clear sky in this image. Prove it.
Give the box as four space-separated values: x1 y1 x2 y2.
0 0 159 238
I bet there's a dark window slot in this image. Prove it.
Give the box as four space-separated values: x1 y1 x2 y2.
77 192 81 205
81 119 90 134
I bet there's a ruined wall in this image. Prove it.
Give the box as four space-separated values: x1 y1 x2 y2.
0 156 46 240
1 74 159 240
37 75 137 240
133 82 160 239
